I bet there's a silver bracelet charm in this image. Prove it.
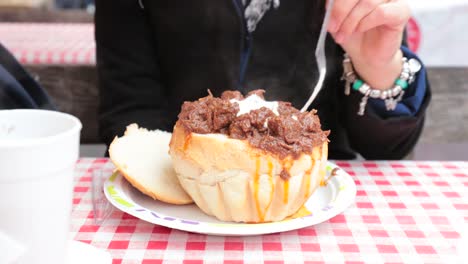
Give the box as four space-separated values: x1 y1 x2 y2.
342 53 421 116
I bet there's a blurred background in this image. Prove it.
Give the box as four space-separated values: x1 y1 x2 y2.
1 0 467 160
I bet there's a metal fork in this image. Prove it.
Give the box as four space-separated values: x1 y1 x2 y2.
301 0 335 112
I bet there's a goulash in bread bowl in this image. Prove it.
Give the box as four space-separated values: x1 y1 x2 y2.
169 90 329 223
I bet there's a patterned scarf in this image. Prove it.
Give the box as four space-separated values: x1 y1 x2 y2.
243 0 280 32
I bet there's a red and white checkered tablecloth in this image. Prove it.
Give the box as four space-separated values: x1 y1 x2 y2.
71 158 468 264
0 23 95 65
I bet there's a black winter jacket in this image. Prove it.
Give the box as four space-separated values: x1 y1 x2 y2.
95 0 431 159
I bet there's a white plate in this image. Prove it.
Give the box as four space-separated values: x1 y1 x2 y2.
103 162 356 236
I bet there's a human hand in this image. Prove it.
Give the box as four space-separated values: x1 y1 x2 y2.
327 0 411 89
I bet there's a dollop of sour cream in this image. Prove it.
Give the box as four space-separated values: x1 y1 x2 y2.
230 94 279 117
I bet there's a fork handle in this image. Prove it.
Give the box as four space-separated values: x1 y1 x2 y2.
300 0 335 112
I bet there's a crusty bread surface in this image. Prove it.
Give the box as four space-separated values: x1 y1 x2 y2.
169 123 328 222
109 124 193 205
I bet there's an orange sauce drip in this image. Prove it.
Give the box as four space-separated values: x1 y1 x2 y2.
287 206 312 219
254 158 263 222
268 161 274 178
183 134 192 151
264 160 274 211
319 165 328 186
304 160 315 198
283 180 289 204
281 159 292 204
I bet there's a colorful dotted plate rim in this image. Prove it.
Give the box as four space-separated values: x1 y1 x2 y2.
103 161 356 236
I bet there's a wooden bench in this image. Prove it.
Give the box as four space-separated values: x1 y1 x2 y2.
0 6 92 23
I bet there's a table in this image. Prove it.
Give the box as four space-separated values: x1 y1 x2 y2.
72 158 468 264
0 23 95 65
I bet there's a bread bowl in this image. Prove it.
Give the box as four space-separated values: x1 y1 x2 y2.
169 90 329 222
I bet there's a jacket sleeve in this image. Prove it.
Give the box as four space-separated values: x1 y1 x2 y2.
0 43 55 110
95 0 172 146
341 48 432 160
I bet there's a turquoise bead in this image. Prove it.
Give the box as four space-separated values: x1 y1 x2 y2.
395 78 409 90
353 79 364 91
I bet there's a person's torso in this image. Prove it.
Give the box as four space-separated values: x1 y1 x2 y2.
141 0 353 159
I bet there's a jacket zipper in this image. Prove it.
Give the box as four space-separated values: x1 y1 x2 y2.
232 0 252 91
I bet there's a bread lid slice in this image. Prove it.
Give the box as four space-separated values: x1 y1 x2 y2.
109 124 193 205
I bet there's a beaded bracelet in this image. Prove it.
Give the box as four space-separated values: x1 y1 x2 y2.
341 53 422 116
